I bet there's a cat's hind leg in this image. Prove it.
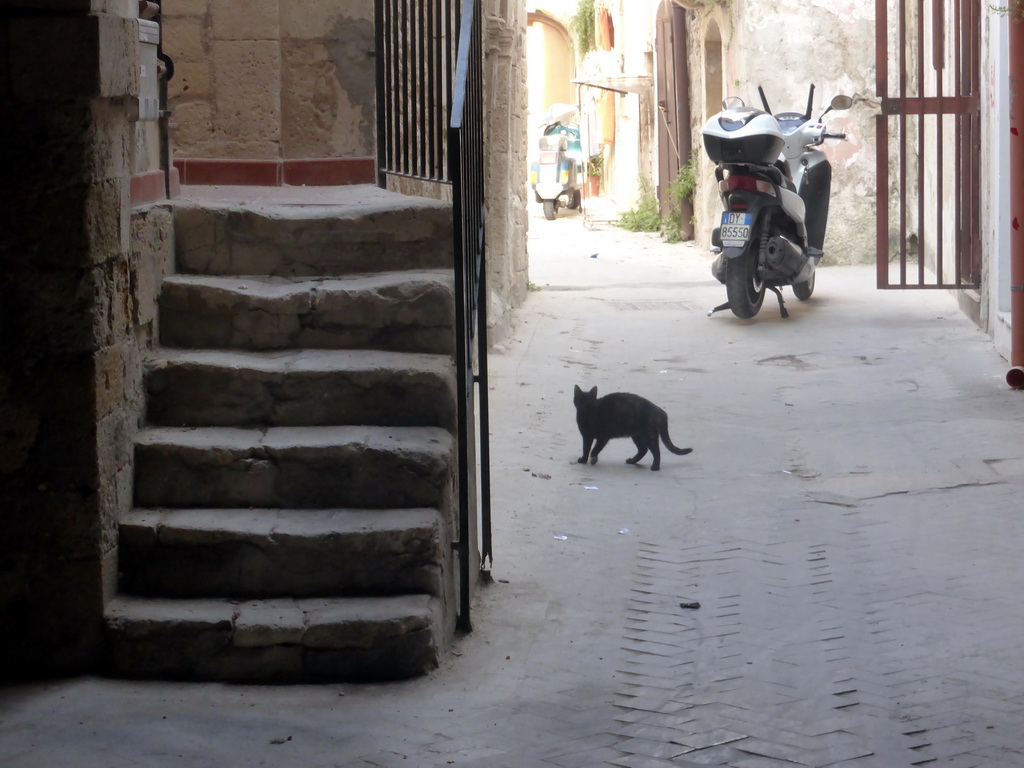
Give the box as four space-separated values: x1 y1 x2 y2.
626 437 649 466
589 437 609 464
648 432 662 471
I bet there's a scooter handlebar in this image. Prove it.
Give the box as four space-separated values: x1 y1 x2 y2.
823 132 847 140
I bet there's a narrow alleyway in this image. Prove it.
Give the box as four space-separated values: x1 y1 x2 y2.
2 209 1023 767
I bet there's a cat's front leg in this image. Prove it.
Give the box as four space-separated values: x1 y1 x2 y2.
626 437 648 466
589 437 609 464
578 436 593 464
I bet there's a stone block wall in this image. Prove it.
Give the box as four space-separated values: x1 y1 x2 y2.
164 0 376 163
0 1 173 676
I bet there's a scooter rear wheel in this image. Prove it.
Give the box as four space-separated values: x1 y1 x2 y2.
793 271 815 301
543 199 558 220
725 251 766 319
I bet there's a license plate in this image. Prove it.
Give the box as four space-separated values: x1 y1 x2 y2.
720 212 752 246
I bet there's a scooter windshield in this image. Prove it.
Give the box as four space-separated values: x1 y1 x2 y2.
774 113 805 135
718 107 767 132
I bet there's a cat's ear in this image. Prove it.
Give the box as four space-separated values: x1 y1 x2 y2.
574 384 582 396
588 386 598 398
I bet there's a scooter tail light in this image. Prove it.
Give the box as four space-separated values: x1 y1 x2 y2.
727 174 757 192
726 174 776 198
560 169 569 184
539 151 558 164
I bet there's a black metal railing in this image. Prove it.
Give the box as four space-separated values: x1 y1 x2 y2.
375 0 457 185
375 0 490 632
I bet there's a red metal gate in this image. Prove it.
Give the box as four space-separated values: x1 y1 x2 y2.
875 0 981 289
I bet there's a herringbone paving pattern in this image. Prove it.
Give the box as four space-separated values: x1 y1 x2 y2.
611 490 1024 768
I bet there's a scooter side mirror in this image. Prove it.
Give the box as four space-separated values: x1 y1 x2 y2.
818 95 854 121
722 96 745 111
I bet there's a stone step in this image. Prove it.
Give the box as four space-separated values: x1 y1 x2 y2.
118 508 444 598
134 426 453 509
104 594 442 682
159 271 455 353
173 191 453 277
146 348 455 430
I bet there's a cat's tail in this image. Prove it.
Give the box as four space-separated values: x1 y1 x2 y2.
660 425 693 456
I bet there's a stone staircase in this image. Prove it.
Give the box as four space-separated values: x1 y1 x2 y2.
104 187 460 682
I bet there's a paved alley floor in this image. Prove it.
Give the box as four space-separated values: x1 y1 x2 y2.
3 207 1024 767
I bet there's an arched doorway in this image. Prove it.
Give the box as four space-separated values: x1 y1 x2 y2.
527 13 576 122
703 19 723 122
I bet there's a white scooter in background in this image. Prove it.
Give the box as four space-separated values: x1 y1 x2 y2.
529 103 584 220
702 84 853 319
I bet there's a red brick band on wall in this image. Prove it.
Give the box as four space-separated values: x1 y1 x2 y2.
172 158 376 188
130 168 181 206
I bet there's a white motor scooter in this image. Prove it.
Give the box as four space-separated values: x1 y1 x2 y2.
702 85 853 319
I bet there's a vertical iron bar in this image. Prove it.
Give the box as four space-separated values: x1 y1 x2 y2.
954 0 963 286
916 0 926 286
389 0 398 177
426 0 437 178
934 0 944 285
409 0 417 177
415 0 425 177
899 0 909 287
932 0 945 70
968 0 981 286
876 0 889 288
471 0 490 564
449 0 484 632
399 0 409 175
375 0 386 187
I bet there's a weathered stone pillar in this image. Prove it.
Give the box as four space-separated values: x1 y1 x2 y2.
484 0 529 344
0 0 144 676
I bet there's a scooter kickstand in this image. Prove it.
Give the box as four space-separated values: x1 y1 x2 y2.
767 285 789 318
707 301 732 317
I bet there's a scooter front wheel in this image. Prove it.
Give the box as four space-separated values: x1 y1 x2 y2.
725 251 766 319
543 199 558 220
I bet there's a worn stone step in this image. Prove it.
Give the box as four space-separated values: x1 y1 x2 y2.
173 190 453 276
104 594 442 682
118 508 444 599
146 349 455 430
159 271 455 353
134 426 453 509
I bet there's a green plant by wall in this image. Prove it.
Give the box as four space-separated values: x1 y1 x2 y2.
991 1 1024 21
662 155 697 243
616 178 661 233
572 0 596 56
587 153 604 178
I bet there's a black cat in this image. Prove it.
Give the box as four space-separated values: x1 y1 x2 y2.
573 385 693 471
